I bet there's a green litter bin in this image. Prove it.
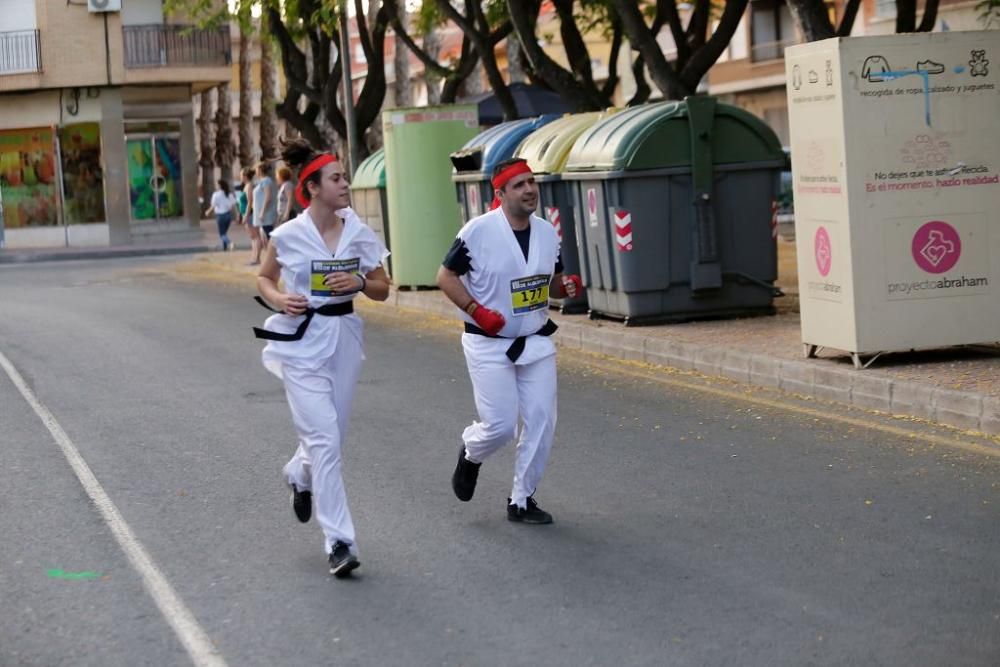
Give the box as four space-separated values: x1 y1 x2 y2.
450 115 559 225
351 148 392 275
561 97 786 325
383 105 479 287
514 110 618 313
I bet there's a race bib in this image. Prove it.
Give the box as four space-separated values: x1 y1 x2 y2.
311 258 361 296
510 274 549 315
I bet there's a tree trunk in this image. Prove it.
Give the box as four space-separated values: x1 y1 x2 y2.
784 0 836 42
506 30 526 84
259 13 279 160
423 27 443 105
238 21 254 170
458 61 484 98
393 2 412 107
198 90 214 214
213 83 235 183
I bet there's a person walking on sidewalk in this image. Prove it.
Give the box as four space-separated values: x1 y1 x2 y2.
241 167 260 264
254 137 390 578
204 179 238 251
250 161 278 263
436 157 583 524
276 166 295 228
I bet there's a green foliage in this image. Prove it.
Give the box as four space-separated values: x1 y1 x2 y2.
977 0 1000 27
412 0 507 36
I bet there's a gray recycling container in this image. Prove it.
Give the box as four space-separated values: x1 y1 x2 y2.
450 115 559 224
561 97 786 325
351 148 391 274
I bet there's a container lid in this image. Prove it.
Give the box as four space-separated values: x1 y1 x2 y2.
450 114 560 174
564 99 784 173
514 110 618 175
352 148 385 189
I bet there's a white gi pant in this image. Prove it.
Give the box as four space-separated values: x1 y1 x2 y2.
461 336 558 509
280 330 364 555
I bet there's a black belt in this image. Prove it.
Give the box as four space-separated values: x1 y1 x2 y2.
252 296 353 341
464 319 558 362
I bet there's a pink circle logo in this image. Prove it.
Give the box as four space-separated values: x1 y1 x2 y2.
912 220 961 274
814 227 832 277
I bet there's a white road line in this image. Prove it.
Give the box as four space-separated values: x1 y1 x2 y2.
0 350 228 667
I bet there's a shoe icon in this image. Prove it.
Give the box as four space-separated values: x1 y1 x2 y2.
916 60 945 75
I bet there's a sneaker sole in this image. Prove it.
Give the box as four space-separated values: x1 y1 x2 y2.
507 513 554 525
330 557 360 578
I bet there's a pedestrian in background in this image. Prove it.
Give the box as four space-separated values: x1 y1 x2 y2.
253 161 278 249
276 166 295 227
204 179 237 251
253 137 390 578
241 167 260 265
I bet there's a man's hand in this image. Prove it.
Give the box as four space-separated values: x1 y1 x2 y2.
280 293 309 316
561 274 583 298
469 302 506 336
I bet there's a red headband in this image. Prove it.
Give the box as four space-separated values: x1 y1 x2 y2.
489 161 533 210
295 153 338 207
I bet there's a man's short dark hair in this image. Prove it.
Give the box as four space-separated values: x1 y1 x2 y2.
492 158 529 183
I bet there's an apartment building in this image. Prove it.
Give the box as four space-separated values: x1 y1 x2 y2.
0 0 231 249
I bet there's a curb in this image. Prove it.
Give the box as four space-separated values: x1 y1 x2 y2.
0 244 214 265
390 290 998 437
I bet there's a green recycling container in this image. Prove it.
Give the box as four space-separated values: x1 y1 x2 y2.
514 110 618 313
383 105 479 287
561 97 786 324
351 148 392 275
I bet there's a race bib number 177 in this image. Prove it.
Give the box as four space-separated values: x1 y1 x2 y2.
510 274 549 315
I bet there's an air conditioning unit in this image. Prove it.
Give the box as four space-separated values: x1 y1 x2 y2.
88 0 122 12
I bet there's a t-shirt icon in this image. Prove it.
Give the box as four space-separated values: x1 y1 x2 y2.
862 55 891 82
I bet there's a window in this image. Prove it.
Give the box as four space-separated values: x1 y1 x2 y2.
750 0 796 62
875 0 897 19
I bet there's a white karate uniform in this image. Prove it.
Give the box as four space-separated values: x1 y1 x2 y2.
259 207 388 555
452 207 561 508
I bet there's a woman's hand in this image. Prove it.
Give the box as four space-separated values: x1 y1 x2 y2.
323 272 363 295
279 292 309 316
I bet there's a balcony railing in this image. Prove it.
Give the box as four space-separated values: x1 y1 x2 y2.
123 24 231 69
750 39 796 63
0 29 42 75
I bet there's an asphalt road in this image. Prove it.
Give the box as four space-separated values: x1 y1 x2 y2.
1 256 998 667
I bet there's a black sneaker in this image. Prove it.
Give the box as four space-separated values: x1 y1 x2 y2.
451 446 481 502
289 483 312 523
507 496 553 524
328 541 360 578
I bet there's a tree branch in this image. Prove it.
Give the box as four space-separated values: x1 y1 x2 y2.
917 0 941 31
836 0 863 36
506 0 605 110
612 0 687 98
680 0 750 91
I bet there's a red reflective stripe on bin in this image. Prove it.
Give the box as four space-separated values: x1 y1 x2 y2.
545 206 562 239
614 209 632 252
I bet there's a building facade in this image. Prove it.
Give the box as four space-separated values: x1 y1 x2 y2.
0 0 231 249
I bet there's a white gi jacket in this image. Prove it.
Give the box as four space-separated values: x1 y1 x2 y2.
260 207 389 377
455 208 561 366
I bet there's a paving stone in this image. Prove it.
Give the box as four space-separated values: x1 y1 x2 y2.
851 374 893 412
933 388 983 432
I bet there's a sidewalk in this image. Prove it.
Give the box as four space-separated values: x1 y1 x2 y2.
4 223 998 437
